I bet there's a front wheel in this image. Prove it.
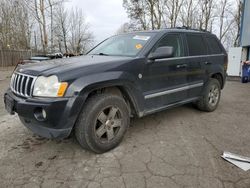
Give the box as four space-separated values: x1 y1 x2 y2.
196 78 221 112
75 94 130 153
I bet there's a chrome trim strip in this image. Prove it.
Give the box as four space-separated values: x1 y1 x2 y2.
13 72 36 78
155 54 225 62
145 97 200 115
145 82 204 99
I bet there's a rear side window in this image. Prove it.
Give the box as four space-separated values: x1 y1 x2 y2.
206 36 223 54
186 34 207 56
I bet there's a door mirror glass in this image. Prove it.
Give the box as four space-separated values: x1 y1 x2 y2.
148 46 174 60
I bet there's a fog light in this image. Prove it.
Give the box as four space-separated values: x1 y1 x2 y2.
34 108 47 121
42 109 47 119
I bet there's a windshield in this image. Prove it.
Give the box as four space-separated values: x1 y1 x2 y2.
88 33 155 57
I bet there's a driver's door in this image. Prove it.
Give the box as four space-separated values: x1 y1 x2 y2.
141 33 189 111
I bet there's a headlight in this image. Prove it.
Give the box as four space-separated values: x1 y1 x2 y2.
33 75 68 97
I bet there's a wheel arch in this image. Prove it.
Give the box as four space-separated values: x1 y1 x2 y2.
83 84 142 118
210 72 224 89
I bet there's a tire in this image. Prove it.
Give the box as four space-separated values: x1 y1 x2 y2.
74 94 130 153
196 78 221 112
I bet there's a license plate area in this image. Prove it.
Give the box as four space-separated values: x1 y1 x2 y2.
4 94 15 115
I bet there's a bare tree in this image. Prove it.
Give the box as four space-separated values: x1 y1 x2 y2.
23 0 49 53
22 0 66 53
40 0 48 52
165 0 185 27
123 0 148 30
123 0 165 30
233 0 242 47
68 8 93 54
48 0 65 52
116 22 139 34
54 4 69 54
147 0 156 29
180 0 200 28
199 0 214 30
0 0 31 50
216 0 235 43
48 0 54 52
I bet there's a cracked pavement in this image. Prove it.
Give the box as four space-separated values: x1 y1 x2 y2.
1 68 250 188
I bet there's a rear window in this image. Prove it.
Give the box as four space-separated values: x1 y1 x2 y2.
186 34 207 56
206 36 223 54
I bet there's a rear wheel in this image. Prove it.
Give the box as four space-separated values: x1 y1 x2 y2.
196 78 221 112
75 94 130 153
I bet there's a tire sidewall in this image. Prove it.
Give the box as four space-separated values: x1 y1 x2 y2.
79 95 129 153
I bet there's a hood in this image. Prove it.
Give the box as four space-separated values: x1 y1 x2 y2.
16 55 133 77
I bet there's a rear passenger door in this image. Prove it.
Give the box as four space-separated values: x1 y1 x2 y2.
184 34 208 98
205 35 226 78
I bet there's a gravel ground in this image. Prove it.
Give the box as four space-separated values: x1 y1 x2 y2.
1 68 250 188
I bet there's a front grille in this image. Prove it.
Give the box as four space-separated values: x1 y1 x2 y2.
10 72 36 97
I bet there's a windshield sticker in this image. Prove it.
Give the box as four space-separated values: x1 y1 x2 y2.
135 44 143 49
133 35 151 41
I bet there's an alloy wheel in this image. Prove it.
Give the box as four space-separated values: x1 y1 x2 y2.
208 85 219 106
95 106 122 142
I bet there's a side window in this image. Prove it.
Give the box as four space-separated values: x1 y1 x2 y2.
206 36 223 54
152 34 184 57
186 34 207 56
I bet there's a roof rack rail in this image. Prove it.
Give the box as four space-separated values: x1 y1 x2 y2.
169 26 210 33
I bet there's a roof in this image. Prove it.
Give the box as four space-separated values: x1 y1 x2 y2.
127 27 211 35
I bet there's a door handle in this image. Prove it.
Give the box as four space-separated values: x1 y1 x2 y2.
176 64 187 68
204 62 212 65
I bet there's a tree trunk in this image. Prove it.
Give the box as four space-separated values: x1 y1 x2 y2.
48 0 54 53
40 0 48 53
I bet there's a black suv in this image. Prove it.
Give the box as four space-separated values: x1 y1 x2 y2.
4 28 227 153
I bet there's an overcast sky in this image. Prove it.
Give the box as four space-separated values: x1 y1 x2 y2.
65 0 129 44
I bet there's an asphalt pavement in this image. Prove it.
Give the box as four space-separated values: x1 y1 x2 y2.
1 68 250 188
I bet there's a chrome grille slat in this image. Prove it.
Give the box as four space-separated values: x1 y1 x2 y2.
30 77 36 96
16 75 21 94
24 77 30 97
10 74 14 90
20 76 25 95
12 74 17 90
10 72 37 98
12 74 16 91
14 74 18 91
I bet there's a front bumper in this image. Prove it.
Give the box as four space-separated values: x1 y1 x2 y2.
4 89 85 139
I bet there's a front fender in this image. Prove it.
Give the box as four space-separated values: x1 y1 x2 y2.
65 71 145 116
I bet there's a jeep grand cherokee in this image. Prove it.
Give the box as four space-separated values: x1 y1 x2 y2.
4 28 227 153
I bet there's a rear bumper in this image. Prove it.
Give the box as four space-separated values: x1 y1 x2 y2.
4 89 85 139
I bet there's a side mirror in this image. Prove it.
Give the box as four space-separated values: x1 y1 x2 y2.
148 46 174 60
